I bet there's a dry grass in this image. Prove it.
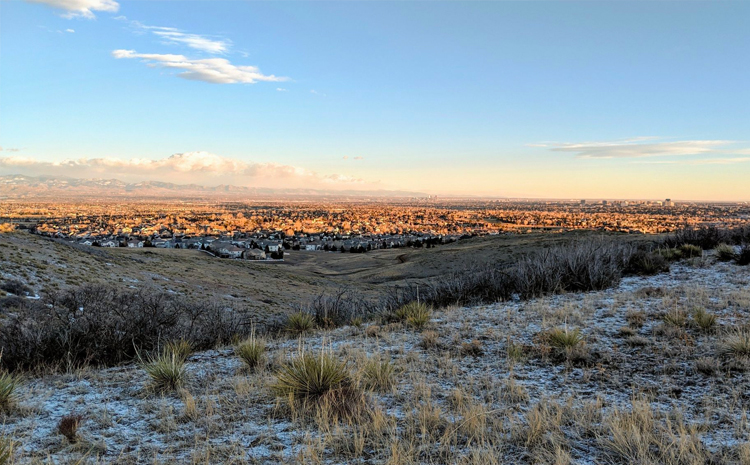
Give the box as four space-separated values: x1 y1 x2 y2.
691 308 717 332
235 334 266 371
272 346 365 419
143 351 187 392
717 330 750 360
361 356 397 392
0 371 20 412
285 312 315 334
57 414 84 444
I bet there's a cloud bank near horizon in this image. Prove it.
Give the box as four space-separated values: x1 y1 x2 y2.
535 138 750 164
0 152 373 189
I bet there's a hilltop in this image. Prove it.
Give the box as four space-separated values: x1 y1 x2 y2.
1 248 750 463
0 230 638 324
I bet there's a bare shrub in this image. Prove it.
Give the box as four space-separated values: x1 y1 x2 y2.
298 288 376 328
0 280 31 297
738 245 750 266
57 414 84 444
0 284 246 371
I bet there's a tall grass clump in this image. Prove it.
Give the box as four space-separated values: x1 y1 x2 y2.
718 330 750 360
165 339 193 362
0 436 13 464
715 243 737 262
691 308 717 332
143 351 187 392
285 312 315 334
0 370 20 412
546 327 584 350
272 347 364 418
389 301 431 329
362 356 397 392
236 333 266 371
678 244 703 259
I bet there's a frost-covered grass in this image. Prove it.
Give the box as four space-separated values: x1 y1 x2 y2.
2 257 750 464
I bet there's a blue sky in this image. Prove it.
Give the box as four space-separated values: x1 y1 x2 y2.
1 0 749 200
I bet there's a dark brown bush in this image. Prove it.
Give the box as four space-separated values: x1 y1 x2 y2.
0 284 250 371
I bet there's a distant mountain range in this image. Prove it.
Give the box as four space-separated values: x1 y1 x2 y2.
0 175 427 199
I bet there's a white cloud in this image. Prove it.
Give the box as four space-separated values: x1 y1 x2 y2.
112 50 288 84
310 90 326 96
66 28 75 33
276 88 288 92
539 138 749 159
0 152 371 188
151 29 230 54
27 0 119 19
123 20 231 54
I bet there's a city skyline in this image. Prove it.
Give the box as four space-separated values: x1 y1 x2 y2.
2 1 750 201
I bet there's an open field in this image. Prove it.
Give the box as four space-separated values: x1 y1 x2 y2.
2 252 750 463
0 230 646 324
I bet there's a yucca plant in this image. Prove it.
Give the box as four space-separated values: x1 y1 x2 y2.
546 326 584 350
406 305 431 329
692 308 717 332
718 330 750 359
285 312 315 334
392 301 431 329
362 356 397 392
0 370 20 412
165 339 193 362
272 348 351 403
236 334 266 371
143 351 187 392
715 243 737 262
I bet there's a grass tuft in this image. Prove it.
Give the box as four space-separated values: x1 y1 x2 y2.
715 243 737 262
546 327 584 350
663 309 688 327
691 308 717 332
718 330 750 360
0 436 13 464
235 334 266 371
678 244 703 259
272 347 365 419
362 356 397 392
143 351 187 392
0 370 20 412
165 339 193 362
57 414 84 444
285 312 315 334
392 301 432 329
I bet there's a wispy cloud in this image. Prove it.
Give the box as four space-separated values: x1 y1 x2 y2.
535 137 750 160
0 147 22 153
27 0 119 19
112 50 288 84
276 88 288 92
0 152 370 188
124 20 231 54
310 90 326 96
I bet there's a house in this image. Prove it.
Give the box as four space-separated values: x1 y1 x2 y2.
127 240 144 248
242 249 266 260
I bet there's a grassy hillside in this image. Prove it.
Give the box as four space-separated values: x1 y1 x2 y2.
0 230 647 323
